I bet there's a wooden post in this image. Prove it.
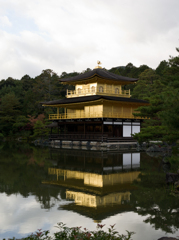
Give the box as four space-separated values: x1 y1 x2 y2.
102 122 104 142
64 108 66 119
102 158 104 174
65 123 66 134
112 123 114 137
57 107 59 119
84 152 85 170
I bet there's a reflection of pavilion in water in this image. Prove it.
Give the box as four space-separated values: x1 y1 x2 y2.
43 149 140 221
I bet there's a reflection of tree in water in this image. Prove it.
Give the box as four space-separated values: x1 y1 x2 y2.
133 189 179 233
131 153 179 233
0 142 62 209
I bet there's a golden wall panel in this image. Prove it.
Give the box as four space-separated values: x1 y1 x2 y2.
48 168 140 188
84 173 103 187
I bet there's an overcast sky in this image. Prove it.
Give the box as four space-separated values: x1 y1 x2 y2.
0 0 179 80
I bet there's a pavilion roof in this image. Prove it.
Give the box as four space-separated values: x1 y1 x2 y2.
42 95 148 106
60 68 138 84
60 202 133 221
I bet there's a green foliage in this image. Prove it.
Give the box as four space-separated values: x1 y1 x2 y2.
12 222 134 240
132 47 179 144
160 89 179 131
33 120 49 139
13 115 29 130
0 92 21 136
155 60 169 76
132 69 162 99
0 132 4 139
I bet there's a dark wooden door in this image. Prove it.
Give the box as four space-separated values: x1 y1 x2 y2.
114 125 122 137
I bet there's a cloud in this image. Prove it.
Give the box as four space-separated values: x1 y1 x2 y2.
0 0 179 79
0 16 12 27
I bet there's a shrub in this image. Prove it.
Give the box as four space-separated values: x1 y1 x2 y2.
8 222 135 240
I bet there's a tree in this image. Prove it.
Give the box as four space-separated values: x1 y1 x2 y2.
0 92 21 136
33 120 49 138
155 60 169 76
132 69 162 99
133 47 179 143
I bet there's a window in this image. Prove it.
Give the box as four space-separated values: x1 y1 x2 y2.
123 125 131 137
132 126 140 134
99 86 103 93
77 88 81 94
91 86 95 93
115 88 119 94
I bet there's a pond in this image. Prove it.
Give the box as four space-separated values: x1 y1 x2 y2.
0 142 179 240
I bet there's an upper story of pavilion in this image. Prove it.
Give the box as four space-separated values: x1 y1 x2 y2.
60 67 138 98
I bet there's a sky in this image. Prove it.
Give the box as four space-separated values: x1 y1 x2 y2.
0 0 179 80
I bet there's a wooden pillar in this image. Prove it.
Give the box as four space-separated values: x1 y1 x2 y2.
102 158 104 174
84 122 86 137
57 107 59 116
64 108 67 119
122 154 123 171
84 152 86 170
102 122 104 142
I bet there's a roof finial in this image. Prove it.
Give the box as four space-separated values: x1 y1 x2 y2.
95 61 102 69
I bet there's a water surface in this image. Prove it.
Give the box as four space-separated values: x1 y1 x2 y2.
0 142 178 240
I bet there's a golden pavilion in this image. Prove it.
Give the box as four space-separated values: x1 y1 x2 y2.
43 64 148 141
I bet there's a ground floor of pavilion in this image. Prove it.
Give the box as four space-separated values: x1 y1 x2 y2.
48 118 141 142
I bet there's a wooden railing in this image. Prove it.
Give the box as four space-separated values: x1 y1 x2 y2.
66 88 130 98
49 112 142 120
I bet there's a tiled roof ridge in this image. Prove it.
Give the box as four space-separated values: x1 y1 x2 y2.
60 68 138 83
